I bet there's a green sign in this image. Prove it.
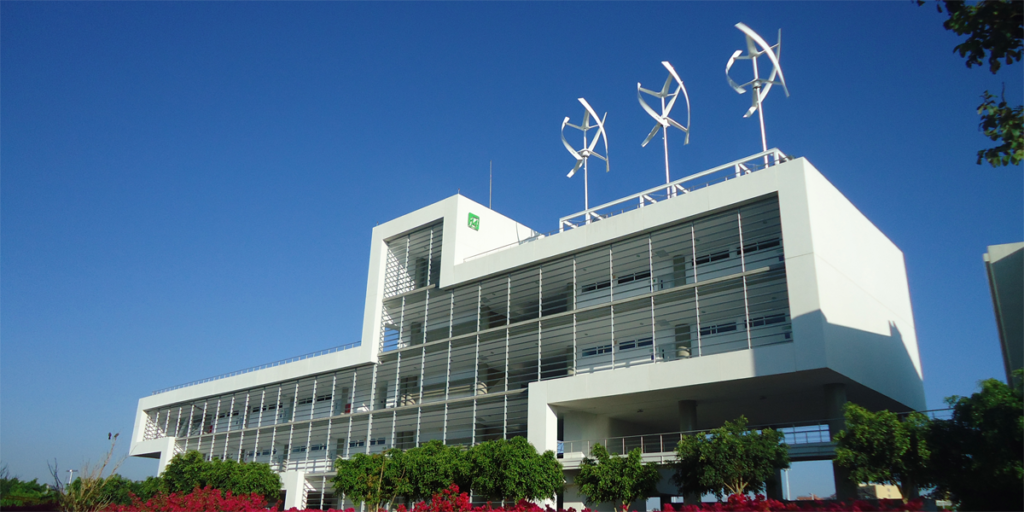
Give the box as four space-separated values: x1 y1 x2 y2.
468 213 480 231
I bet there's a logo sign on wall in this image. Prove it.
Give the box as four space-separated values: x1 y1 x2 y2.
468 213 480 231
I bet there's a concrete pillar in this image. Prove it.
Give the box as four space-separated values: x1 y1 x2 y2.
825 383 857 501
677 400 701 504
281 470 307 511
151 437 178 475
765 468 784 501
678 400 697 432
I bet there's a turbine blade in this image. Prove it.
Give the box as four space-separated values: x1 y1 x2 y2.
725 50 747 94
641 124 661 147
638 84 663 122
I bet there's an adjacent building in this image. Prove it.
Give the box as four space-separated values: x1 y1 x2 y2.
983 242 1024 384
129 149 926 509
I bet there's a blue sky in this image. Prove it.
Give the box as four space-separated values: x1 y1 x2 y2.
1 1 1020 498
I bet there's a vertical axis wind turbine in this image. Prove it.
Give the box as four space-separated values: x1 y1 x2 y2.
638 61 690 187
726 23 789 163
561 98 609 213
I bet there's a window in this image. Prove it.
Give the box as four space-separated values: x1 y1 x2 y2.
369 438 387 446
582 344 613 357
217 411 239 419
349 440 366 448
618 337 653 351
616 270 651 285
747 313 786 328
581 280 611 293
700 322 738 336
316 394 333 402
251 403 280 413
297 397 314 405
695 250 730 265
740 238 781 254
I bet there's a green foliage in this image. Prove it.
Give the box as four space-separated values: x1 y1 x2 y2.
49 433 126 512
94 473 165 506
467 437 562 504
161 450 281 500
929 0 1023 73
922 0 1023 167
575 444 660 512
404 441 472 502
928 373 1023 511
332 449 411 511
673 416 789 500
834 404 931 501
0 465 58 508
977 90 1024 166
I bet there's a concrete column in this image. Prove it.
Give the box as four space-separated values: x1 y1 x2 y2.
281 470 307 511
678 400 697 432
825 383 857 500
677 400 701 504
765 468 784 501
156 437 178 475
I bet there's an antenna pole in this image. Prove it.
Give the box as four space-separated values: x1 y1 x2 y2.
583 129 590 217
751 55 769 166
661 95 671 196
489 160 493 209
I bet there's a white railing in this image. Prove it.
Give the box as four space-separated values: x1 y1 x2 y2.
559 148 789 232
152 341 361 395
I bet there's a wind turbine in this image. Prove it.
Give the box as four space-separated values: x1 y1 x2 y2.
561 98 608 213
639 61 690 187
726 22 789 162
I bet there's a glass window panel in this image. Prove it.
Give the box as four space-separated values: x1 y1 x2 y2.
654 288 698 360
396 347 424 407
696 279 748 355
576 248 611 309
612 237 652 302
425 290 453 343
739 199 784 272
540 315 574 380
693 211 742 281
507 323 539 390
473 396 505 443
613 298 654 368
508 268 540 324
650 222 694 290
420 342 449 405
479 277 508 329
745 269 791 347
448 336 478 400
576 306 612 373
476 330 507 394
505 396 529 440
418 404 446 444
445 401 474 446
450 286 479 337
541 258 574 316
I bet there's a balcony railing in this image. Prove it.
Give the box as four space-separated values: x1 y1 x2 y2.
151 341 361 395
559 148 789 232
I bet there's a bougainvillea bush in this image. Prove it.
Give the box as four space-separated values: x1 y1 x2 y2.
101 486 269 512
107 483 928 512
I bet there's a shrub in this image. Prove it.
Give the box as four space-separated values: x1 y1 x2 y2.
101 486 268 512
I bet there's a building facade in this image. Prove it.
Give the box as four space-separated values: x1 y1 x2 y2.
983 242 1024 384
130 150 926 509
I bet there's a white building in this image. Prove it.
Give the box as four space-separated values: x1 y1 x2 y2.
130 149 926 509
983 242 1023 384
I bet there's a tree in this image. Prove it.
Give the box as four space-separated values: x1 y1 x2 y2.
833 404 931 501
922 0 1023 166
161 450 281 501
403 440 472 502
0 465 58 509
928 373 1023 511
467 437 563 504
673 416 790 501
48 432 127 512
575 444 661 512
333 449 411 511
